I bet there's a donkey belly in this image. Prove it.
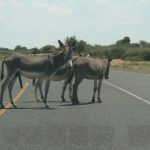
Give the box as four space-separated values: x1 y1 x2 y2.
83 72 100 80
20 70 44 79
52 69 71 81
86 76 99 80
52 74 68 81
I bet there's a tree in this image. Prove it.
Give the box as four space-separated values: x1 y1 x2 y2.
65 36 87 53
14 45 27 51
40 45 54 53
109 47 125 59
116 36 131 45
31 47 39 54
139 40 147 48
0 47 9 51
65 36 77 51
76 40 87 53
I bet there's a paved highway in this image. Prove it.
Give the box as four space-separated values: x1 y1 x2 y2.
0 69 150 150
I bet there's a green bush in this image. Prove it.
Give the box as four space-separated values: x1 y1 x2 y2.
0 36 150 61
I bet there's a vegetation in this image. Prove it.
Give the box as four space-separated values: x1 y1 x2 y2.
112 59 150 71
0 36 150 62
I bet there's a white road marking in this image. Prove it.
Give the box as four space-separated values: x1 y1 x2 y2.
104 81 150 105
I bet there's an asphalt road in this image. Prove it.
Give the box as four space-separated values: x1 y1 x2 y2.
0 69 150 150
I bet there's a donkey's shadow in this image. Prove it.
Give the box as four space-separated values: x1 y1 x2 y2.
2 106 56 110
59 101 93 106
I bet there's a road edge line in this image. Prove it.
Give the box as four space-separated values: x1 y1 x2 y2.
104 81 150 105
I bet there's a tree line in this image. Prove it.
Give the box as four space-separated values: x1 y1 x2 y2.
0 36 150 61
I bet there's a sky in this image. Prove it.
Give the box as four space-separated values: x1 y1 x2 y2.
0 0 150 49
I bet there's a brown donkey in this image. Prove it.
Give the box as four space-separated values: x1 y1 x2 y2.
0 40 74 108
32 54 90 102
72 57 112 104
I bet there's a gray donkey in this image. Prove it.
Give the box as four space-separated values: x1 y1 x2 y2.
72 57 112 104
33 60 73 102
32 54 90 102
0 40 74 109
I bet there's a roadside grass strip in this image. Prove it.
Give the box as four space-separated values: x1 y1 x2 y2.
114 70 150 77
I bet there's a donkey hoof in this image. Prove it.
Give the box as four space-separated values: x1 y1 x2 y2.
13 104 17 108
98 98 102 103
37 99 44 102
62 98 66 102
41 97 44 100
61 95 65 102
36 99 41 102
76 100 79 105
0 104 5 109
91 98 95 103
72 101 76 105
91 100 95 103
45 104 50 108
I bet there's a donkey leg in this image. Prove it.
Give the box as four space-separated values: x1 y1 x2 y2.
34 82 39 101
44 78 51 108
92 80 97 103
34 79 41 102
61 74 74 102
8 76 18 108
61 80 68 102
67 73 74 100
0 73 15 108
34 78 44 101
39 82 44 101
0 78 9 108
97 78 103 103
72 77 83 105
69 80 73 100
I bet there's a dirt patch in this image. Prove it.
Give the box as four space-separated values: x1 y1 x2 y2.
111 59 124 67
111 59 150 71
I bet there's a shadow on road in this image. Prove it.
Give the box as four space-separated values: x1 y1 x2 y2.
22 100 71 103
48 100 71 103
1 107 56 110
60 101 93 106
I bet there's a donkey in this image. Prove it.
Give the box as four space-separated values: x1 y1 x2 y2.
32 60 73 102
0 40 74 109
72 57 112 104
32 54 90 102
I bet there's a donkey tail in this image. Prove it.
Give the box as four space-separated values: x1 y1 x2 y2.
67 72 74 84
16 72 23 88
73 63 80 79
32 79 36 86
1 59 5 81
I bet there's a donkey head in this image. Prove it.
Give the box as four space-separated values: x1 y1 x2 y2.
58 40 75 60
52 40 75 68
105 58 112 80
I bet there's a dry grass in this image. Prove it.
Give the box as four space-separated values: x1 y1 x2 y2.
0 54 149 71
0 54 5 61
111 59 150 71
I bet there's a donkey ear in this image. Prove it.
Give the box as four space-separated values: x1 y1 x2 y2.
108 58 113 62
58 40 64 48
54 50 65 56
79 52 83 56
71 41 76 49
